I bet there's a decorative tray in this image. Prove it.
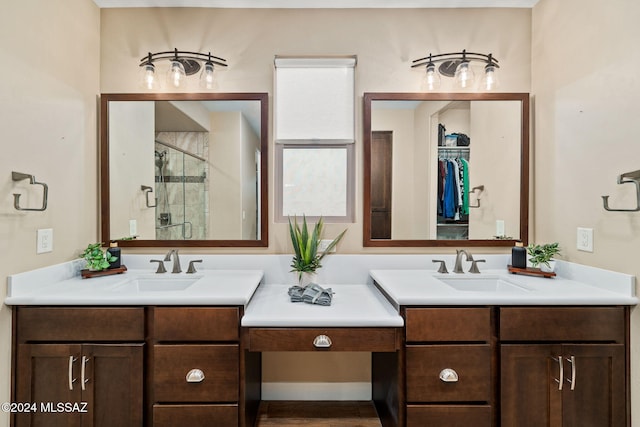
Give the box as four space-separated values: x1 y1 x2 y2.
507 265 556 278
81 265 128 279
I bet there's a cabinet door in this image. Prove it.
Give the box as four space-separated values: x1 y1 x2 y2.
562 344 625 427
15 343 83 427
83 344 144 427
501 344 563 427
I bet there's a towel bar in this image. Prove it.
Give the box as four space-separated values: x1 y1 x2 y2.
141 185 157 208
602 169 640 212
12 171 48 211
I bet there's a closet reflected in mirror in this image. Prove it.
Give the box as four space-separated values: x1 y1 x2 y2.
363 93 529 247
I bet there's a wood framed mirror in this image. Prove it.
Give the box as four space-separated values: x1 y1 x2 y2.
363 92 529 247
100 92 268 247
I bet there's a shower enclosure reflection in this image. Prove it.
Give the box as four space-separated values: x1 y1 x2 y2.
153 140 207 240
103 94 266 245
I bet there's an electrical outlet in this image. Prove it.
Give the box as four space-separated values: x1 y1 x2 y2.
577 227 594 252
37 228 53 254
318 239 337 253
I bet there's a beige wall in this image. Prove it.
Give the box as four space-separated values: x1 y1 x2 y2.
4 1 639 421
532 0 640 421
101 7 532 254
0 0 100 425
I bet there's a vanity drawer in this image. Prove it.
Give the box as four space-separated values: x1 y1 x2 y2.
407 405 491 427
153 345 238 402
405 308 491 342
153 307 240 342
153 404 238 427
406 344 491 402
246 328 401 352
500 307 625 342
16 307 145 342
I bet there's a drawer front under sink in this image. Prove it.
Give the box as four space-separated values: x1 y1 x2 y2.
406 344 492 403
153 344 238 402
153 404 238 427
153 307 240 342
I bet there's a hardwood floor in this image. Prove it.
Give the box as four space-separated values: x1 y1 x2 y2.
256 401 383 427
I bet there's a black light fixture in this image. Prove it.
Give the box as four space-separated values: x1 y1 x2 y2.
412 50 499 91
139 48 228 90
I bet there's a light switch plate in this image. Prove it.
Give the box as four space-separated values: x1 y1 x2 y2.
37 228 53 254
577 227 594 252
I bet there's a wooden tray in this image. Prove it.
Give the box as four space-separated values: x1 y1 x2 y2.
81 265 128 279
507 265 556 278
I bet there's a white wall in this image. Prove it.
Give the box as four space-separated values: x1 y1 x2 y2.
532 0 640 422
0 0 100 425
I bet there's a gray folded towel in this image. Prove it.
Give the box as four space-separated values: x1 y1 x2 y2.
288 283 334 306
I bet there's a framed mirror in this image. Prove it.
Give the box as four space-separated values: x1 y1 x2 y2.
363 92 529 247
100 93 268 247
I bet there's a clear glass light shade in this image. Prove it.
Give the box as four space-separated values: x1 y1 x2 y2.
167 60 186 88
422 63 441 91
199 62 215 89
481 64 499 91
454 61 476 89
139 63 160 90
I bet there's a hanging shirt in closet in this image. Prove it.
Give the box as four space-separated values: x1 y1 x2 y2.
460 158 470 215
443 160 458 219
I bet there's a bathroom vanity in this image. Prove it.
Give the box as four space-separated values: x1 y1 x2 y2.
5 255 637 427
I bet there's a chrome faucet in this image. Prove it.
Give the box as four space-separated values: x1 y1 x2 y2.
164 249 182 273
453 249 473 274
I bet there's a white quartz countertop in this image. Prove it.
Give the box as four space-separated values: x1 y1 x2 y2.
241 283 404 327
370 265 638 306
5 267 263 306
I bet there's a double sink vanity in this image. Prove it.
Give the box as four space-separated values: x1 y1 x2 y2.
5 253 636 427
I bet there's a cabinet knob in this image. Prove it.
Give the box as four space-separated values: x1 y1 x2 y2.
313 335 332 348
186 368 205 383
439 368 459 383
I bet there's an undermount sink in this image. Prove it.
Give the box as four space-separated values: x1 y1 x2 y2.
122 275 202 292
436 275 531 293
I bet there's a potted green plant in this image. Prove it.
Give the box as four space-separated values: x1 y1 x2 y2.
289 215 347 285
526 242 561 272
80 242 118 271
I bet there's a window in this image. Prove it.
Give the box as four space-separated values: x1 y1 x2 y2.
274 56 356 222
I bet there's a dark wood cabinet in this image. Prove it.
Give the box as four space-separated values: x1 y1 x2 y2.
403 308 494 427
149 307 256 427
501 344 625 427
499 307 628 427
12 308 144 427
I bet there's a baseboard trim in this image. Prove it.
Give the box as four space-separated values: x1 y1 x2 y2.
261 382 371 401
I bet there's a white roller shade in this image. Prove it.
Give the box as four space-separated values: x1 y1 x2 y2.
275 56 356 143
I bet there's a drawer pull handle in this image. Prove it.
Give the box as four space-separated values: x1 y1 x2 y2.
439 368 459 383
313 335 332 348
81 356 90 391
186 369 205 383
68 356 78 391
552 356 564 391
566 355 576 391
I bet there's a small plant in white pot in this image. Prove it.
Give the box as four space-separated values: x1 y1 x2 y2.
289 215 346 285
526 242 561 272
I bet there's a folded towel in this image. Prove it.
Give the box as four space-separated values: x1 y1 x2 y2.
288 283 334 306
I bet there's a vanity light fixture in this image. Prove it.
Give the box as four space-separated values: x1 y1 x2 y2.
411 50 499 91
139 49 228 90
